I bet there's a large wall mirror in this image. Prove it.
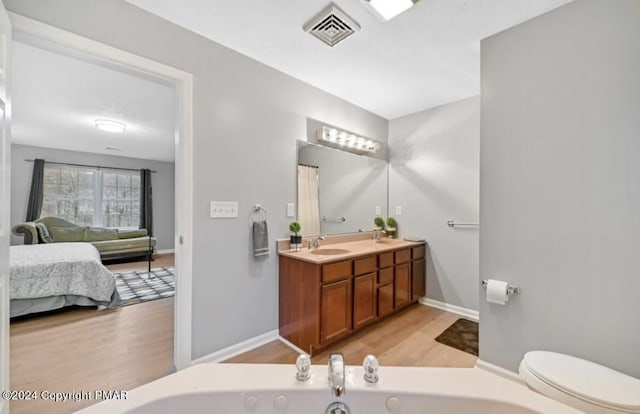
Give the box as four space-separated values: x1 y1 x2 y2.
297 140 388 237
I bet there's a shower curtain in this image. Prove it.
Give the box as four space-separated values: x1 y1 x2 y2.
297 165 321 237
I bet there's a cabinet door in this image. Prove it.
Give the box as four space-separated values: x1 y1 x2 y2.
353 272 377 330
395 263 411 308
378 283 394 318
412 258 426 301
321 279 353 345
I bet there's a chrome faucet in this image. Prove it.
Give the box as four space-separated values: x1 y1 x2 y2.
328 353 345 397
308 235 325 250
373 229 386 242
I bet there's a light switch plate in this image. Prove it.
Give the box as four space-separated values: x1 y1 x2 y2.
395 205 402 216
375 205 381 215
210 201 239 218
287 203 295 218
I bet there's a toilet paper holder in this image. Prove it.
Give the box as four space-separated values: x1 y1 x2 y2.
481 280 521 295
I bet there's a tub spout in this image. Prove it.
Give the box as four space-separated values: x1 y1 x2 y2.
328 353 345 397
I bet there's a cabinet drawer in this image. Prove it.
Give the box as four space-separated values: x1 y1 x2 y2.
379 252 394 268
354 256 377 276
412 245 425 260
378 267 393 285
322 260 352 284
395 249 411 264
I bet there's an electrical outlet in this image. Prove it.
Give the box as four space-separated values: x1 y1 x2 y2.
210 201 239 218
395 205 402 216
287 203 295 218
375 205 381 215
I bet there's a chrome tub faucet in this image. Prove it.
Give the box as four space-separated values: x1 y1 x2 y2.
328 353 345 397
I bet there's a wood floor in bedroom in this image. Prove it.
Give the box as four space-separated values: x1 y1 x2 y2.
9 254 175 414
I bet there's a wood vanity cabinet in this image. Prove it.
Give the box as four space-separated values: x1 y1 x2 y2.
279 242 426 355
394 262 412 309
394 249 412 309
412 246 426 301
377 254 394 318
353 272 377 330
353 256 378 330
321 278 352 344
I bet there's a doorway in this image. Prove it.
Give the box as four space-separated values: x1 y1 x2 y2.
6 11 193 410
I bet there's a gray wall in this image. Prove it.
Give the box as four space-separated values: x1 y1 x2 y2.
11 144 175 251
389 96 480 311
4 0 388 359
298 143 387 236
480 0 640 376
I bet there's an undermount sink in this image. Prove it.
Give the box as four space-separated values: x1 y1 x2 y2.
310 248 351 256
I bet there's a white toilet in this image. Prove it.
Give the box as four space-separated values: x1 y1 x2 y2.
519 351 640 414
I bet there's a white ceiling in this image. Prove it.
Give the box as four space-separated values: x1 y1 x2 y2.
124 0 575 119
12 41 176 162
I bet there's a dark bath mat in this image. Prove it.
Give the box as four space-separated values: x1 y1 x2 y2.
435 318 479 356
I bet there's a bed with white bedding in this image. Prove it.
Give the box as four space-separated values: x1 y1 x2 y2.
9 243 121 317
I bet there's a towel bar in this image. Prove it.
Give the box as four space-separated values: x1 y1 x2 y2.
447 219 479 228
322 216 346 223
250 204 268 222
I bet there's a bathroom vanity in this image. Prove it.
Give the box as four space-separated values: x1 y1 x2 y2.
278 237 426 355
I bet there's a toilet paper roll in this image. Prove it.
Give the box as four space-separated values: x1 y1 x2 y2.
486 279 509 305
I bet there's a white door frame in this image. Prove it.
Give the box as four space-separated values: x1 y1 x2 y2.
9 13 194 370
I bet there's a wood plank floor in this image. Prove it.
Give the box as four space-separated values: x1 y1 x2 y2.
9 254 175 414
10 252 476 413
225 304 477 368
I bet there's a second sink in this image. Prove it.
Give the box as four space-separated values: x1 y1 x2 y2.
310 248 351 256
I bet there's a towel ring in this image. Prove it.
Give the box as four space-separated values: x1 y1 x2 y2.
250 204 268 223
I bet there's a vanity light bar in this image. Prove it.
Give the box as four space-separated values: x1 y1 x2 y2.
318 126 381 154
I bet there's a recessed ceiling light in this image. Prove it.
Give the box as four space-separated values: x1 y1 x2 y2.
361 0 419 21
95 119 127 133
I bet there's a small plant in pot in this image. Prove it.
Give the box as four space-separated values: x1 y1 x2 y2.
374 216 386 231
289 221 302 251
386 217 398 239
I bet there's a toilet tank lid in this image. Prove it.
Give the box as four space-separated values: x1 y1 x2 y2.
522 351 640 412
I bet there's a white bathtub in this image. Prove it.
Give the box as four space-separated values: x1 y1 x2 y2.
75 363 583 414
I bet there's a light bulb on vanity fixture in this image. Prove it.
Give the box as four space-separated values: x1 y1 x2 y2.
361 0 420 21
317 126 381 155
95 119 127 133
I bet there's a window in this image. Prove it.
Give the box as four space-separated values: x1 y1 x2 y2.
41 165 141 229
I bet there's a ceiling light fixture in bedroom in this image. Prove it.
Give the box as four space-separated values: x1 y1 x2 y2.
95 119 127 133
361 0 420 21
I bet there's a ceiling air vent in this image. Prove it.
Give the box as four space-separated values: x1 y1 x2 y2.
303 3 360 47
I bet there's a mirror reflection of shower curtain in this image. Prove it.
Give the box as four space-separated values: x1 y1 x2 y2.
297 165 321 237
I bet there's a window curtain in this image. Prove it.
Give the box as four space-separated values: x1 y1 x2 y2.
26 158 45 221
297 165 321 237
140 168 153 236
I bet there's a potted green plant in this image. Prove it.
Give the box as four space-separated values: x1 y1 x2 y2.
386 217 397 239
373 216 386 230
289 221 302 251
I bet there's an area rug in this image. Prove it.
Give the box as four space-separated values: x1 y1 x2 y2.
435 318 479 356
113 267 175 306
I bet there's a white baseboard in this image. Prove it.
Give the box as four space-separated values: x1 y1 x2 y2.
475 359 525 385
190 329 279 365
277 336 309 356
419 298 479 321
154 249 175 255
